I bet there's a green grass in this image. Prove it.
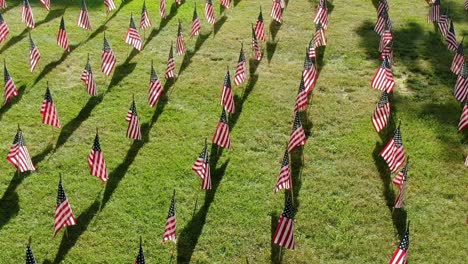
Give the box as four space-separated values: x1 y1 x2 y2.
0 0 467 263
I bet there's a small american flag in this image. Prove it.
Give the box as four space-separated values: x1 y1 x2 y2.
88 131 108 182
29 33 40 72
7 127 35 173
205 0 216 24
371 57 395 94
0 12 9 45
274 149 291 193
26 242 37 264
380 126 406 173
126 98 142 140
446 20 458 52
374 10 391 36
450 41 464 75
270 0 283 23
212 109 231 149
3 62 18 105
176 21 186 55
125 15 142 51
428 0 440 22
459 99 468 131
294 76 308 112
313 0 328 30
160 0 167 19
165 44 176 79
39 0 50 10
0 0 6 9
393 164 408 209
234 45 247 86
80 56 97 96
221 69 235 113
437 12 449 37
162 191 177 243
104 0 116 14
57 17 70 52
101 34 116 76
308 39 316 60
192 142 212 190
77 0 92 30
454 64 468 102
190 5 201 38
140 1 152 30
254 8 266 42
392 161 408 188
252 26 262 61
377 0 389 16
379 29 393 53
134 237 145 264
272 194 296 250
288 112 306 153
389 224 409 264
148 60 163 107
221 0 230 9
303 52 318 94
22 0 35 29
372 91 390 133
313 22 326 47
40 85 61 128
54 178 77 237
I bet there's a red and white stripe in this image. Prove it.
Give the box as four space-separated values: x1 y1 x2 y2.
205 0 216 24
270 0 283 23
160 0 167 19
459 100 468 131
221 70 235 113
125 28 142 51
101 37 116 76
140 2 152 29
165 45 176 79
54 195 77 236
220 0 230 9
303 64 318 94
212 110 231 149
313 25 326 47
57 17 70 52
191 7 201 38
274 150 291 193
272 215 296 250
149 64 163 107
29 44 40 72
313 3 328 30
176 23 186 55
234 48 247 86
77 1 92 30
371 92 390 133
450 44 465 75
0 0 6 9
40 88 61 128
104 0 116 14
3 66 18 105
6 130 35 173
0 15 9 45
21 0 35 29
254 11 266 41
454 73 468 102
371 62 395 94
380 139 405 172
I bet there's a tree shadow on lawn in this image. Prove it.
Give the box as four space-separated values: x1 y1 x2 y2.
178 32 211 76
0 85 26 121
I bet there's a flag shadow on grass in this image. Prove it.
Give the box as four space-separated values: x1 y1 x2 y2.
33 44 81 86
315 46 326 74
230 74 259 131
266 40 278 64
214 16 228 36
234 0 242 7
0 85 26 121
143 3 178 47
178 32 211 76
270 212 284 264
269 20 281 42
249 58 261 75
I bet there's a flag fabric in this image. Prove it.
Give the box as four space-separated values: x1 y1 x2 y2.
371 57 395 94
101 35 116 76
392 161 408 188
428 0 440 22
29 33 40 72
205 0 216 24
451 42 465 75
104 0 116 14
160 0 167 19
374 10 391 36
26 243 37 264
3 63 18 105
393 165 408 209
308 39 316 60
57 17 70 52
22 0 35 29
254 9 266 42
234 45 247 86
446 20 458 52
162 192 176 243
380 127 406 173
270 0 283 23
134 238 145 264
465 0 468 11
288 112 306 153
389 225 410 264
221 69 235 113
221 0 230 9
454 64 468 102
252 26 262 61
303 52 318 94
77 0 92 30
190 5 201 38
0 12 9 45
437 12 449 37
54 178 77 237
126 99 142 140
212 109 231 149
272 194 296 250
459 99 468 131
274 149 291 193
0 0 6 9
192 143 212 190
379 29 393 53
176 21 186 55
40 85 61 128
313 0 328 30
7 128 35 172
140 1 152 29
313 22 326 47
148 61 163 107
294 77 308 112
88 132 108 182
125 15 142 51
80 57 97 96
372 91 391 133
165 44 176 79
377 0 389 16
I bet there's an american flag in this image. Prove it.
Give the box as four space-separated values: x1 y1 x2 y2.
294 76 308 112
308 39 316 60
389 224 409 264
3 62 18 105
165 44 176 79
374 10 391 36
313 22 326 47
372 91 391 133
205 0 216 24
176 21 186 55
101 34 116 76
446 20 458 52
254 8 266 41
80 56 97 96
252 26 262 61
192 142 212 190
377 0 389 16
41 85 61 128
29 33 40 72
160 0 167 19
104 0 116 14
0 0 6 9
77 0 92 30
39 0 50 11
212 109 231 149
272 194 296 250
0 12 9 45
21 0 35 29
140 1 152 30
88 131 108 182
450 41 464 75
303 52 318 94
134 237 145 264
148 61 163 107
57 17 70 52
288 112 306 153
125 15 142 51
26 242 37 264
270 0 283 23
221 0 230 9
459 99 468 131
428 0 440 22
126 98 142 140
163 191 177 243
190 5 201 38
380 126 406 173
371 57 395 94
313 0 328 30
221 69 235 113
454 64 468 102
7 128 35 173
392 161 408 188
54 178 77 237
437 12 449 37
274 149 291 193
234 45 247 86
379 29 393 53
393 165 407 209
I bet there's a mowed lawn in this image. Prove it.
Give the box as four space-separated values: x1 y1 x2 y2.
0 0 467 263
